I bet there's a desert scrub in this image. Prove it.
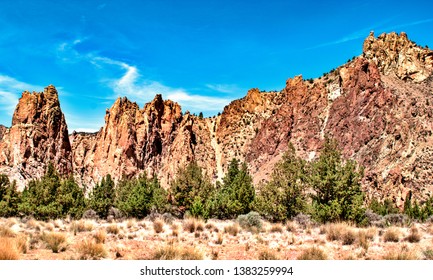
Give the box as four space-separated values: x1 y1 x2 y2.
382 247 418 260
224 223 240 236
70 220 93 233
215 233 223 245
297 247 327 260
325 223 352 242
237 212 262 232
405 226 421 243
383 227 400 242
342 229 357 245
106 223 120 234
153 219 164 234
77 239 107 260
270 223 284 233
183 218 204 233
258 249 279 260
93 229 107 244
41 232 67 253
0 225 16 238
0 237 19 260
151 245 203 260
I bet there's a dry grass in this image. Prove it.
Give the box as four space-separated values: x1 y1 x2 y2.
258 248 280 260
93 229 107 244
41 232 67 253
342 229 357 245
382 247 418 260
405 226 421 243
153 219 164 234
126 219 136 229
383 227 400 242
151 244 203 260
224 223 240 236
0 225 16 237
357 230 369 251
297 247 327 260
15 234 28 254
270 223 284 233
106 224 120 235
215 233 223 245
286 221 297 233
77 239 107 260
183 218 204 233
0 237 19 260
26 219 40 231
70 220 93 233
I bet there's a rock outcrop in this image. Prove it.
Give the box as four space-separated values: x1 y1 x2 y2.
0 85 72 189
1 32 433 206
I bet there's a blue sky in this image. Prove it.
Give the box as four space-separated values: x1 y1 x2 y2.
0 0 432 132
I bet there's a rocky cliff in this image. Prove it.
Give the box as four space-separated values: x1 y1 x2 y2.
1 32 433 206
0 85 72 189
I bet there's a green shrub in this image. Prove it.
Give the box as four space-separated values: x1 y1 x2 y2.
237 211 263 231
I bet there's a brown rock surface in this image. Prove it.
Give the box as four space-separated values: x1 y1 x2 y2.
0 85 72 189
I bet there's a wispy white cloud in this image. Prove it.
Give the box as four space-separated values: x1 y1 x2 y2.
89 55 231 113
55 38 232 114
0 75 43 115
205 83 241 94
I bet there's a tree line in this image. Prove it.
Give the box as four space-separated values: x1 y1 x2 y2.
1 137 433 223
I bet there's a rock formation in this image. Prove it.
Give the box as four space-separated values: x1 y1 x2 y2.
1 32 433 206
0 85 72 189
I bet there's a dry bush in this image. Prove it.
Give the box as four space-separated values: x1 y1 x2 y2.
70 220 93 233
183 218 204 233
26 219 40 231
107 224 120 235
0 225 16 238
270 224 284 233
325 223 351 242
357 230 369 251
41 232 67 253
93 229 107 244
383 227 400 242
365 227 377 240
77 239 107 260
423 248 433 260
153 219 164 234
286 221 297 233
382 247 418 260
224 223 239 236
44 223 54 231
215 233 223 245
0 237 19 260
15 235 28 254
342 229 357 245
297 247 327 260
151 245 203 260
405 226 421 243
258 249 280 260
205 222 216 231
126 219 136 229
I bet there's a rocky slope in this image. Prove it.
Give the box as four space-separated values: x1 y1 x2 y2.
1 32 433 206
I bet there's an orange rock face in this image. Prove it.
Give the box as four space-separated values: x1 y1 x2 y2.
1 32 433 206
0 85 72 189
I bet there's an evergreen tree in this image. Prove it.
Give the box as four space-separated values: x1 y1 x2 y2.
254 143 307 221
116 175 168 218
87 174 115 218
0 174 20 217
309 137 366 224
170 161 213 216
18 163 63 220
57 176 86 219
210 159 255 219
